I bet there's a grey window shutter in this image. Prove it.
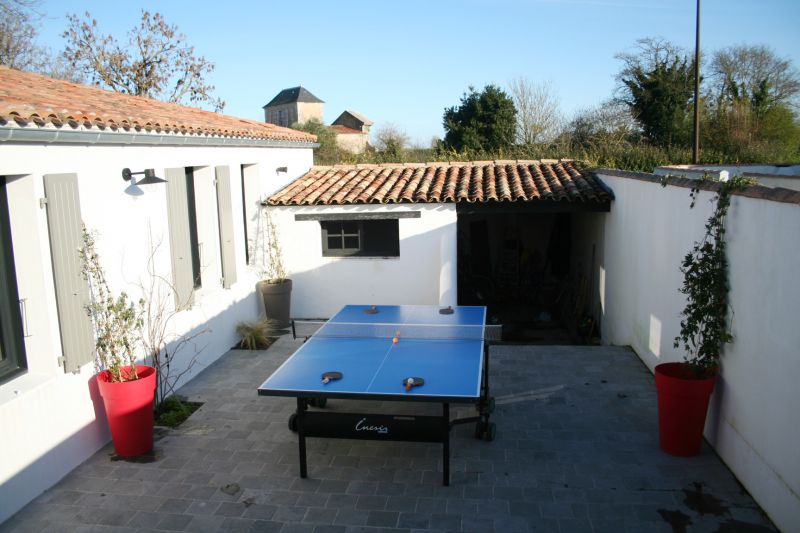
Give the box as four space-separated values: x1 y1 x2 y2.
42 173 94 373
215 166 237 289
165 167 194 309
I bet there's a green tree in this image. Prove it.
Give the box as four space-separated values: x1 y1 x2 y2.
63 10 224 111
442 85 517 152
615 38 695 147
292 118 340 165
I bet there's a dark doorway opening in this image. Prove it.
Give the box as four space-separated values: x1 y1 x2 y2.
457 211 580 343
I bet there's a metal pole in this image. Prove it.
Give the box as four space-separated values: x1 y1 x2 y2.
692 0 701 164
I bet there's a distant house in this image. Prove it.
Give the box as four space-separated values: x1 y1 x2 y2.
330 110 373 154
262 86 324 127
263 88 372 154
0 66 315 523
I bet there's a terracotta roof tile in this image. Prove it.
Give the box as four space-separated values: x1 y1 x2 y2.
0 66 316 143
328 124 365 135
268 160 611 206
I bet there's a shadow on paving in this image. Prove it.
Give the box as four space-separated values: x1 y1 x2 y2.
1 338 777 533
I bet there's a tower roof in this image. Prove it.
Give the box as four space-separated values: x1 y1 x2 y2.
263 86 324 108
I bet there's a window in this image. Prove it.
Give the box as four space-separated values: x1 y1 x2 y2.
0 180 27 382
321 219 399 257
184 169 202 288
165 167 204 308
240 164 260 265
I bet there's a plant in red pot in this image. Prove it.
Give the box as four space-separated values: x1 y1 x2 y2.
80 228 156 457
657 175 753 457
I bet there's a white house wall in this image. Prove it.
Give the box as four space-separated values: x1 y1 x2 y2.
0 141 313 523
582 172 800 532
270 204 458 319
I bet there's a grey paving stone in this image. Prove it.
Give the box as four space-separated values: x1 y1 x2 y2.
385 496 418 513
332 507 367 526
311 526 346 533
302 507 338 525
364 510 399 528
2 342 780 533
220 516 258 532
428 512 461 530
397 512 429 529
272 505 308 522
184 514 226 533
249 519 283 532
326 494 359 508
156 497 192 514
126 510 161 528
156 512 193 531
355 495 388 511
215 500 248 517
414 497 447 514
186 500 222 516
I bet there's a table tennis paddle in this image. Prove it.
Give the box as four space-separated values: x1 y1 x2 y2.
321 371 342 384
403 377 424 391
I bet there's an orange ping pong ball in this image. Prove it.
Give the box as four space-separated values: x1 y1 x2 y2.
392 337 399 344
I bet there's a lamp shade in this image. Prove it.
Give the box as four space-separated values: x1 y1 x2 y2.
137 169 166 185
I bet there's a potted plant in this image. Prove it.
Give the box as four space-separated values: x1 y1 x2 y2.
656 175 752 456
254 205 292 327
80 227 156 457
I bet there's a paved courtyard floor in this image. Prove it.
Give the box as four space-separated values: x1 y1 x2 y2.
1 338 777 532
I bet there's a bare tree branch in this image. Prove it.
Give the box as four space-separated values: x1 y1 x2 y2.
62 9 224 111
508 78 563 144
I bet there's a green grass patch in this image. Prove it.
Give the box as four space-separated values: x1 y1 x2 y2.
154 395 203 428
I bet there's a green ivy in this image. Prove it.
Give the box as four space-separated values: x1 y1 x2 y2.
673 175 755 376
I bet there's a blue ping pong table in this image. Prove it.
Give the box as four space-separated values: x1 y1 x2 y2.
257 304 495 486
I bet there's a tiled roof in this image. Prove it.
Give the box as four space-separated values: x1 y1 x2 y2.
263 86 324 107
329 124 365 135
268 160 611 205
333 110 373 126
0 66 316 143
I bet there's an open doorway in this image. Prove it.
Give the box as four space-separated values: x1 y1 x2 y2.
457 211 584 343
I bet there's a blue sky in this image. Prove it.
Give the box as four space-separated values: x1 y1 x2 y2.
35 0 800 145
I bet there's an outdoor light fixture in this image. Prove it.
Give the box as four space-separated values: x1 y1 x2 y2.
276 166 288 173
122 168 166 196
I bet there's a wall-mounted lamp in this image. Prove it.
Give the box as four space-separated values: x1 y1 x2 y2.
276 166 288 173
122 168 166 196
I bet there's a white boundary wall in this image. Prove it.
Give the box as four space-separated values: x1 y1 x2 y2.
0 140 312 523
270 204 458 319
580 170 800 532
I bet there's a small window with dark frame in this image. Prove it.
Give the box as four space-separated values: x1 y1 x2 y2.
321 219 399 257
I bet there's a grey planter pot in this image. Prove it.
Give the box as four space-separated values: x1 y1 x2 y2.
256 279 292 327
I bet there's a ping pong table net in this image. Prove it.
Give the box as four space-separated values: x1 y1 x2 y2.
292 319 501 342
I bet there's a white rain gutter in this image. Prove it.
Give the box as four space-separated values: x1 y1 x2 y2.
0 125 319 149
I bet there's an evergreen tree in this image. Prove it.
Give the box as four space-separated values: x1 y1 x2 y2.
620 57 695 147
442 85 517 152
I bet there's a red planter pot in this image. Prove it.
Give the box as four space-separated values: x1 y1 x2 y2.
96 365 157 457
655 362 717 457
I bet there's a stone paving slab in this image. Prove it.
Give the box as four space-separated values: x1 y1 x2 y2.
1 338 778 532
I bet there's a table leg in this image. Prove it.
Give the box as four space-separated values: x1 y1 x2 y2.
297 398 307 478
443 403 450 486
